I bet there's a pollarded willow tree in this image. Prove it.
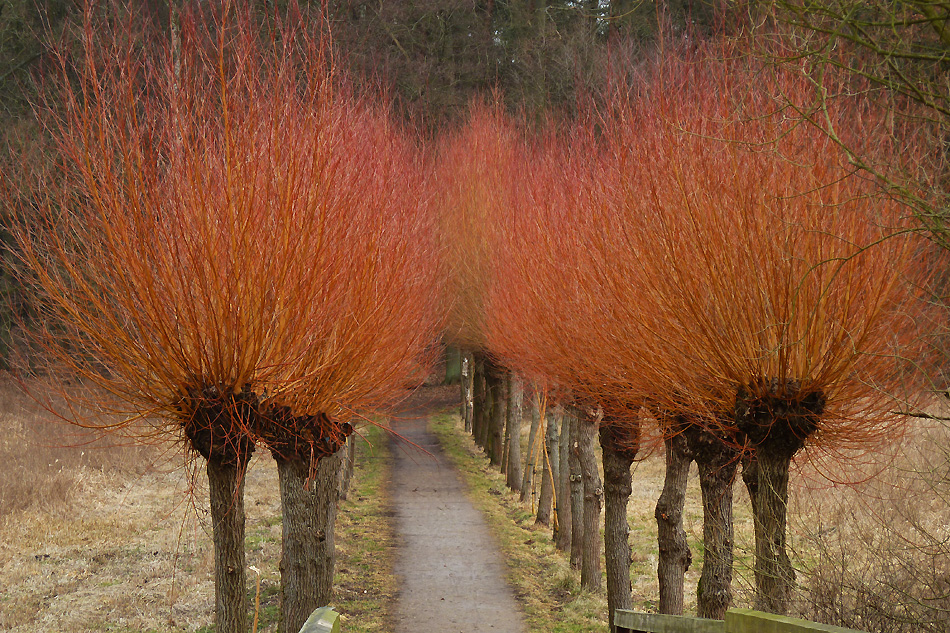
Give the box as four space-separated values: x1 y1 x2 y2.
479 37 937 627
478 109 652 623
4 3 442 632
602 43 938 616
437 99 526 465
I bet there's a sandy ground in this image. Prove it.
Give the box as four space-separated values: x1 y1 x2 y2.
389 404 526 633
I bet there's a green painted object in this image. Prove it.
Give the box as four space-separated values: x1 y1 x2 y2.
298 606 341 633
725 609 867 633
613 610 725 633
613 609 868 633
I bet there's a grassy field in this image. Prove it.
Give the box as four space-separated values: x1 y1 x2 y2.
0 379 396 632
429 406 950 633
3 376 949 633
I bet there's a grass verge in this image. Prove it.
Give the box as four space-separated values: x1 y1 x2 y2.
429 412 608 633
0 378 397 632
330 424 397 633
240 423 397 633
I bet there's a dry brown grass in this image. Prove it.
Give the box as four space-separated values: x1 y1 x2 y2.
437 403 950 632
789 415 950 633
0 377 225 631
0 377 155 521
0 379 396 632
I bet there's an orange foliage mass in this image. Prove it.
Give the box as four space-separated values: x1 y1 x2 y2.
477 44 938 455
436 98 526 351
7 3 443 448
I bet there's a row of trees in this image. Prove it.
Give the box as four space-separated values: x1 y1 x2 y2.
2 1 947 631
441 39 939 627
3 3 443 633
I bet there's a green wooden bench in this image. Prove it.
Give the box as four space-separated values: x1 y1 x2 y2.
615 608 867 633
614 611 724 633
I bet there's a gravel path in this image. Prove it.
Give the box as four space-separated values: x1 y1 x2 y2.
390 409 527 633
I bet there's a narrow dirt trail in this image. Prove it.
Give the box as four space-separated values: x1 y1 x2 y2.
389 398 526 633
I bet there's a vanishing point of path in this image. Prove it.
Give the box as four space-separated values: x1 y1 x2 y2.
389 396 527 633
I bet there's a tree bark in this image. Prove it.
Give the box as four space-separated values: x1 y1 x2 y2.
601 424 638 633
183 395 255 633
536 404 560 525
556 403 572 552
578 408 603 591
504 373 523 487
735 381 823 615
568 408 584 569
207 455 250 633
473 355 489 449
459 350 466 421
655 430 692 615
520 395 541 502
489 367 507 467
502 388 511 474
687 425 739 620
276 450 343 633
461 350 475 433
746 449 796 615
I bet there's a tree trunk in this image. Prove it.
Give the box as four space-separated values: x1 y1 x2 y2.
735 381 823 615
655 431 692 615
207 455 250 633
473 355 489 449
481 371 494 455
502 389 511 474
507 373 524 492
568 408 584 569
687 425 739 620
183 396 255 633
578 408 603 591
489 368 507 467
556 403 572 552
536 404 560 525
601 424 638 633
459 351 466 421
747 449 796 615
276 450 343 633
461 350 475 433
520 395 542 502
